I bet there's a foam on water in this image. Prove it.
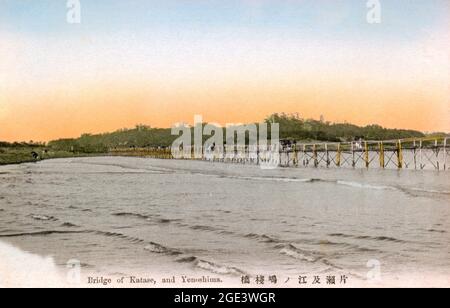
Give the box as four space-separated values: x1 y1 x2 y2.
195 259 245 276
0 241 65 288
279 245 319 263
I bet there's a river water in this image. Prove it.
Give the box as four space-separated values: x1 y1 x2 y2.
0 157 449 287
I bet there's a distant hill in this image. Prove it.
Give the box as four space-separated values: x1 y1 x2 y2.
266 113 426 142
48 125 175 153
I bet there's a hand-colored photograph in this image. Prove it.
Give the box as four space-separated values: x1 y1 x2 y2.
0 0 449 290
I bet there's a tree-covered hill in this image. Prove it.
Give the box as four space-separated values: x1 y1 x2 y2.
266 113 426 142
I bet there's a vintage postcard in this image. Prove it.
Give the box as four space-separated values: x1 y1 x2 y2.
0 0 449 293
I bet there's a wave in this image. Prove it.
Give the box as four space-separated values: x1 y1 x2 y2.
113 212 184 226
316 239 380 253
176 256 198 263
60 222 79 228
0 230 88 238
277 243 348 271
72 160 174 174
0 226 202 265
336 181 395 191
337 180 450 197
30 214 58 222
113 211 259 241
112 212 151 220
223 175 315 183
156 219 172 224
356 235 405 243
4 226 185 258
92 226 245 275
217 230 236 236
190 225 221 232
91 230 184 255
35 223 245 276
398 187 450 196
198 172 432 198
243 232 382 266
176 256 245 275
113 210 232 233
93 231 145 244
328 233 353 238
244 233 279 244
279 244 319 263
144 242 182 256
328 233 406 243
196 259 245 276
218 173 450 197
426 229 446 234
175 255 245 276
157 218 182 224
67 205 93 212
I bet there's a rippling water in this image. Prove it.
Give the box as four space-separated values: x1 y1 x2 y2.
0 157 449 287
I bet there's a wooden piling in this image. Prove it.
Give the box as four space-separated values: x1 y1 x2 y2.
397 140 403 169
435 139 440 170
293 144 298 167
364 141 369 168
444 138 447 171
419 140 424 169
351 142 356 168
336 144 341 167
379 142 384 168
413 140 417 170
303 144 307 166
313 144 318 168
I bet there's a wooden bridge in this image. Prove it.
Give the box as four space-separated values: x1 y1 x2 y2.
109 136 449 171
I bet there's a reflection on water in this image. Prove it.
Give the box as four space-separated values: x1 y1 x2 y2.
0 157 449 287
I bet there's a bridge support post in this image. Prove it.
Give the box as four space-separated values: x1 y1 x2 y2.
397 140 403 169
419 140 424 169
444 138 447 171
336 144 341 167
364 141 369 169
413 140 417 170
351 142 356 168
436 139 440 170
303 145 307 166
256 146 260 166
313 144 318 168
293 144 298 167
379 142 384 169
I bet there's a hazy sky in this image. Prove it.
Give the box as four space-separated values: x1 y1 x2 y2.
0 0 449 141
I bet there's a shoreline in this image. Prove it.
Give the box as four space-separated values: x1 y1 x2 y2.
0 152 109 167
2 154 447 174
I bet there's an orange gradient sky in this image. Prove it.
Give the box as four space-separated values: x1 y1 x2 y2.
0 1 449 142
